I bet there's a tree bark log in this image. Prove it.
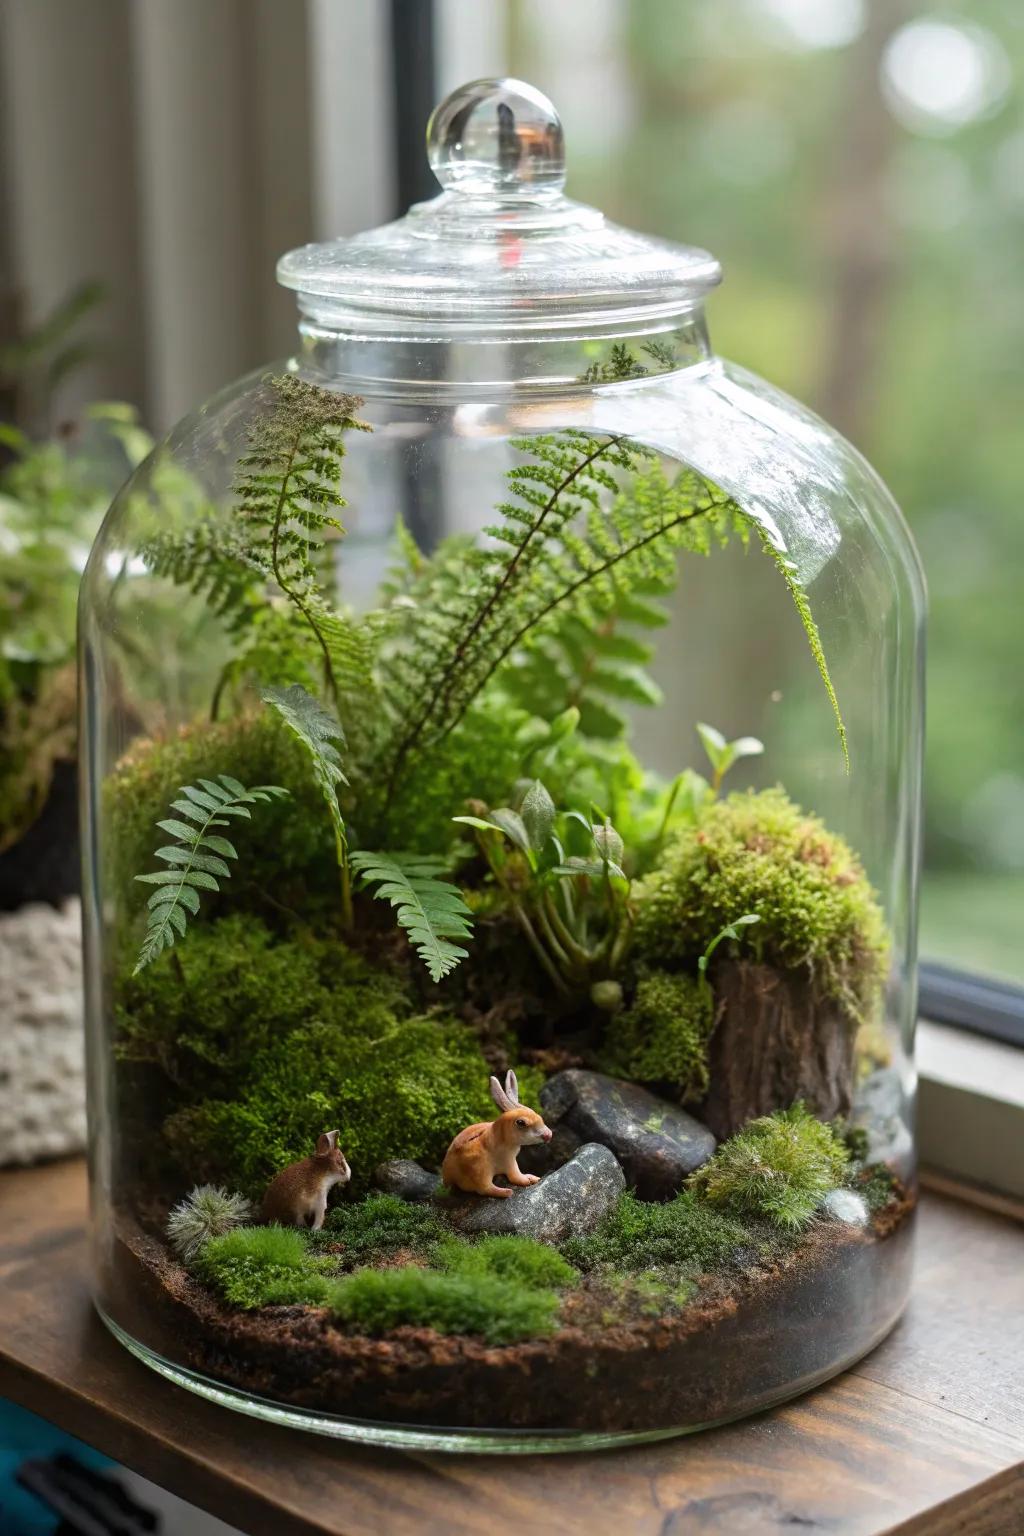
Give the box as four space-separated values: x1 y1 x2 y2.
701 960 856 1141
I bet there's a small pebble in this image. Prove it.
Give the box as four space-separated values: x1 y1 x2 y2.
822 1188 869 1226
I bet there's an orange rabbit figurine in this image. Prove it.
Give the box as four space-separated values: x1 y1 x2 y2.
261 1130 351 1229
442 1071 553 1197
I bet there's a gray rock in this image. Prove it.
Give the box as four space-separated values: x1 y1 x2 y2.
373 1159 440 1201
851 1066 914 1177
517 1120 582 1176
441 1143 625 1241
541 1069 716 1199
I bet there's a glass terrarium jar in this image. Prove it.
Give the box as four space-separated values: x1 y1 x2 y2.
79 79 924 1452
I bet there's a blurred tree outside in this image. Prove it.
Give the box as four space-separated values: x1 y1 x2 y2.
510 0 1024 981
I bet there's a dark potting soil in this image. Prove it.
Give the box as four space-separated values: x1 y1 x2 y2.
101 1197 914 1435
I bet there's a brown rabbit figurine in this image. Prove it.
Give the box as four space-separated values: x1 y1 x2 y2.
261 1130 351 1229
442 1071 552 1198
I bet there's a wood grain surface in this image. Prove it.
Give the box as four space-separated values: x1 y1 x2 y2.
1 1158 1021 1536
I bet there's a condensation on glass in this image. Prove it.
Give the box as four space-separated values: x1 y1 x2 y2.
80 79 925 1452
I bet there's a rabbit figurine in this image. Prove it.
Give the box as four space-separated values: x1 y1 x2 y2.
442 1070 553 1198
260 1130 351 1229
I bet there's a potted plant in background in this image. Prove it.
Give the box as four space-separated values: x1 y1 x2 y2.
0 288 152 1165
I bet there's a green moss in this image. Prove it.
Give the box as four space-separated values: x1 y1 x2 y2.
690 1103 850 1232
115 900 535 1200
603 1269 696 1317
433 1234 577 1291
313 1194 447 1263
115 914 406 1098
328 1265 560 1345
162 995 503 1198
850 1160 900 1213
601 970 713 1099
196 1224 332 1309
105 710 337 932
562 1190 750 1274
633 787 888 1021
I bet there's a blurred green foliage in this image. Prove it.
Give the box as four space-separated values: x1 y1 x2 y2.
0 403 150 848
511 0 1024 975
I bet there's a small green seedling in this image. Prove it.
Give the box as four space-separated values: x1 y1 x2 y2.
696 723 764 794
698 914 761 991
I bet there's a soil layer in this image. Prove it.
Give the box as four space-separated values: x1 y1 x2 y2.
99 1199 915 1434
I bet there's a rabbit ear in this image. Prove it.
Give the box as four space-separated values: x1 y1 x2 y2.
317 1130 339 1155
505 1069 520 1107
489 1075 514 1113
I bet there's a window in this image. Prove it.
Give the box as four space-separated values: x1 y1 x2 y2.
496 0 1024 994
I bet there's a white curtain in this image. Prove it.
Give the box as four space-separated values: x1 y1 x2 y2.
0 0 397 432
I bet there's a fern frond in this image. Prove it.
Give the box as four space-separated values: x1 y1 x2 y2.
133 775 289 974
140 521 265 630
233 375 370 708
382 457 733 781
261 683 347 838
378 431 645 795
755 529 849 771
377 437 847 787
500 536 677 739
349 850 474 982
140 376 379 721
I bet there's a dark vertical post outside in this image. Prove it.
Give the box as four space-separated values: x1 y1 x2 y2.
388 0 444 550
389 0 438 216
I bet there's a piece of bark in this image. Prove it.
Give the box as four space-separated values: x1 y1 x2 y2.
702 960 857 1140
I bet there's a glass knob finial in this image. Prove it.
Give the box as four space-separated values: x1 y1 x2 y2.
427 78 566 199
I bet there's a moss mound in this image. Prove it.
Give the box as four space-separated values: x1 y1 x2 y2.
602 970 713 1099
196 1225 333 1309
105 709 337 928
116 912 510 1197
689 1103 850 1232
634 787 887 1020
433 1234 577 1291
116 913 407 1097
329 1264 561 1345
165 1008 499 1198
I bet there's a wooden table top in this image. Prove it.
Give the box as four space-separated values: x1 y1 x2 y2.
1 1158 1022 1536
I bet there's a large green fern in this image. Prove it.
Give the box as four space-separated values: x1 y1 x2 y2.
499 462 741 737
348 850 474 982
133 775 289 974
377 436 846 796
377 447 733 791
378 431 644 795
261 682 353 922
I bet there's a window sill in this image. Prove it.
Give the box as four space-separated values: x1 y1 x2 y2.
918 1018 1024 1201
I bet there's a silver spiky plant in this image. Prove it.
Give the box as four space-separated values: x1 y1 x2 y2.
166 1184 254 1262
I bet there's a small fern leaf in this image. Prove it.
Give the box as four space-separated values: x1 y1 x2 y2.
132 775 288 975
349 850 474 983
261 683 348 862
755 530 849 770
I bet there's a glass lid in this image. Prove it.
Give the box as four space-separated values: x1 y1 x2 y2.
277 78 721 339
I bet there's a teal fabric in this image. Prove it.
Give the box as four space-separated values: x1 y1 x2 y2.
0 1397 111 1534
